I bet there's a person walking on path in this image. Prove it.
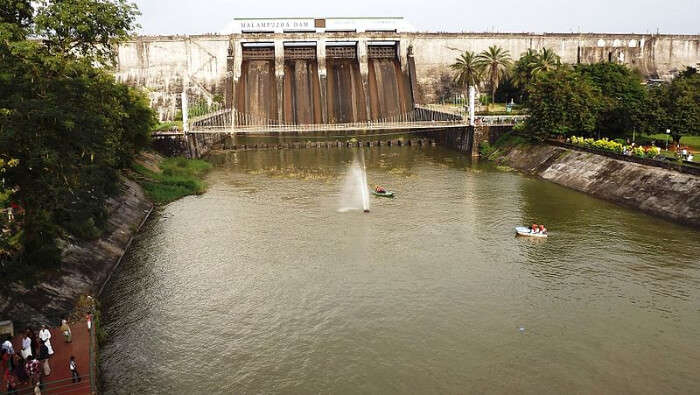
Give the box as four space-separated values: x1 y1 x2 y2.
26 328 38 358
21 333 32 359
38 326 53 356
37 341 50 377
69 356 81 383
60 320 72 343
25 356 40 387
1 336 13 355
13 354 28 385
4 368 17 394
1 336 14 370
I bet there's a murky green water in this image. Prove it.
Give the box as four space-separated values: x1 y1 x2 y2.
101 145 700 394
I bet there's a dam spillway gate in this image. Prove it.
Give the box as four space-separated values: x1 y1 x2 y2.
230 38 416 127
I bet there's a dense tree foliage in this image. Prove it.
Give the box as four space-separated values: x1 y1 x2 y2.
451 44 698 143
499 48 561 103
574 63 646 138
0 0 154 281
524 68 600 140
524 63 698 141
644 68 699 142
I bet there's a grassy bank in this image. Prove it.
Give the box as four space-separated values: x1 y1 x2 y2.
643 134 700 149
131 154 213 205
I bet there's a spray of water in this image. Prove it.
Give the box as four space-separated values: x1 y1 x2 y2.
338 150 370 213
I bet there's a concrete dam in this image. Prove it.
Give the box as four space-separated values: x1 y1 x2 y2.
113 17 700 122
232 40 413 125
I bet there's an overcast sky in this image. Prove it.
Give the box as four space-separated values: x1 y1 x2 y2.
130 0 698 35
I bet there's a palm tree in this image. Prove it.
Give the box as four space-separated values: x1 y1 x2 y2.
530 47 561 77
476 46 512 106
450 50 482 104
512 49 538 89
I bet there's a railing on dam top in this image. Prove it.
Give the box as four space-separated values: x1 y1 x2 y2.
185 105 527 134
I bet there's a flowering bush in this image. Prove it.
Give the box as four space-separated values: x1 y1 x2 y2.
592 138 624 154
646 146 661 157
570 136 623 154
632 146 647 158
569 136 664 158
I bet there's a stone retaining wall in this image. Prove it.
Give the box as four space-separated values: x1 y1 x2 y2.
498 143 700 227
0 178 153 328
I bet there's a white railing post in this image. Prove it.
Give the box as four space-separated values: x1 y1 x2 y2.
182 92 189 132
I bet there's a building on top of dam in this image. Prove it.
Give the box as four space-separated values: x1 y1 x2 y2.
114 17 700 122
223 17 415 34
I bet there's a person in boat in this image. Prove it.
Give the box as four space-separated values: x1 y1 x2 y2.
539 225 547 234
375 185 386 194
531 224 539 234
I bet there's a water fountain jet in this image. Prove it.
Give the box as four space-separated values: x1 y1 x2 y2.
338 149 370 213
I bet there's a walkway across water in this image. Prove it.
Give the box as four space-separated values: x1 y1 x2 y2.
181 105 526 136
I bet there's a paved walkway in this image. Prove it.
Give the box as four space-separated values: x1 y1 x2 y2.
7 319 92 394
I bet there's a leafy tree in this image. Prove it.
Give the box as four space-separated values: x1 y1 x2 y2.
524 68 600 140
0 0 33 35
476 46 512 105
505 48 562 103
0 0 153 281
450 50 481 102
511 49 538 87
575 62 646 138
433 71 460 103
645 69 699 142
34 0 140 64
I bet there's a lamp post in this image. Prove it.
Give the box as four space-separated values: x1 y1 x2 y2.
666 129 670 151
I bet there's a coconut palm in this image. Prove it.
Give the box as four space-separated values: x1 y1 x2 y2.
476 46 512 105
511 49 539 89
530 47 561 76
450 50 482 103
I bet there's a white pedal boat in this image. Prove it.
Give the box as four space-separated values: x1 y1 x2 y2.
515 226 548 238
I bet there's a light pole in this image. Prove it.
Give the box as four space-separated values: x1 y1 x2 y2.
666 129 670 151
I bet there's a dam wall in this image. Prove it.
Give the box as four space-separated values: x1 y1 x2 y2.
115 35 230 121
407 33 699 102
115 33 699 120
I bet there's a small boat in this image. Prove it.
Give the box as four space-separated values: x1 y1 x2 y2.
372 190 395 198
515 226 548 238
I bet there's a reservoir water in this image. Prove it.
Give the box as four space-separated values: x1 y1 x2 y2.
101 145 700 393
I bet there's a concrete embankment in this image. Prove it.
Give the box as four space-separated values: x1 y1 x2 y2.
0 177 153 328
496 143 700 227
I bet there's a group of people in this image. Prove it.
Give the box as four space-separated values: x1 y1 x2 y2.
1 320 80 394
679 147 695 162
530 224 547 234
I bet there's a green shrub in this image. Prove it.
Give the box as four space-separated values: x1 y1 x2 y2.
570 136 624 154
512 122 526 132
494 132 527 148
479 141 496 157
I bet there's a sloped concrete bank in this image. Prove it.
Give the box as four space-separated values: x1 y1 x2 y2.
0 177 153 328
496 144 700 227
